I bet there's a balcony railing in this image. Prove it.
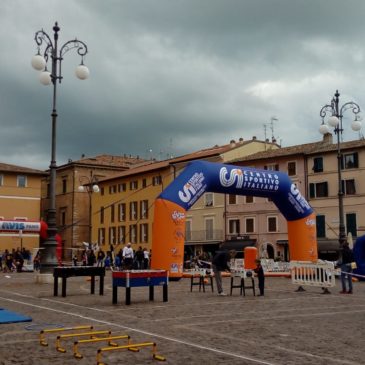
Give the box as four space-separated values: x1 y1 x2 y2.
185 229 223 242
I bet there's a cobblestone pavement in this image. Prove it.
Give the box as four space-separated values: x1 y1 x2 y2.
0 271 364 365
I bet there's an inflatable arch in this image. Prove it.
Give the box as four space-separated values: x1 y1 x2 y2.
151 160 318 278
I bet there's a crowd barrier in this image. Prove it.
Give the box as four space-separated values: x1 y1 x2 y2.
290 260 336 288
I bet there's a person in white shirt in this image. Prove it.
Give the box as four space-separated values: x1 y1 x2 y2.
122 242 134 270
143 247 150 269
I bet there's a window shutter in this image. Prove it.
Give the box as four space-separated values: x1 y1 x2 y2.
309 183 315 198
353 152 359 168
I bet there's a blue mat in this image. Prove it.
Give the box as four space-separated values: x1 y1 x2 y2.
0 310 32 324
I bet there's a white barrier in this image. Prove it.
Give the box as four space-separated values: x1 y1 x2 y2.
290 261 336 288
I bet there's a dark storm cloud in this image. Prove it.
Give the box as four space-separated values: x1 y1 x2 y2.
1 0 365 169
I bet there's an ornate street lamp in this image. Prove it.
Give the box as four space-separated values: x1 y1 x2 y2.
319 90 361 248
78 173 100 245
32 22 89 273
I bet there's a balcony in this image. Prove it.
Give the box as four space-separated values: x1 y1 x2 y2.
185 229 223 243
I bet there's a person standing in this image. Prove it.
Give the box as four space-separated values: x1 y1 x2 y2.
135 246 144 269
339 242 355 294
212 249 236 296
254 259 265 296
143 248 150 269
122 242 134 270
96 249 105 267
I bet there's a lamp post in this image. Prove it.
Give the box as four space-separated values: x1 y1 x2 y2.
319 90 361 248
78 173 100 245
32 22 89 273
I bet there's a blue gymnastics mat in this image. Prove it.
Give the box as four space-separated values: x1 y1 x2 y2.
0 310 32 324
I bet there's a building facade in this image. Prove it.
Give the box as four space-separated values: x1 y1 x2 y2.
40 155 146 259
228 133 365 261
0 163 47 252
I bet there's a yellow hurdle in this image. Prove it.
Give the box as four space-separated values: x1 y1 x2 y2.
96 342 166 364
73 335 130 359
56 330 111 353
39 325 93 346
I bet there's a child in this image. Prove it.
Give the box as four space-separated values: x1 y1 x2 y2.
254 259 265 296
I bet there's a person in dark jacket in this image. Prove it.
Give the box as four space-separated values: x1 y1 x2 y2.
212 250 236 296
339 242 355 294
254 259 265 296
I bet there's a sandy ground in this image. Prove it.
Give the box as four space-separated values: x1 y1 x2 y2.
0 270 364 365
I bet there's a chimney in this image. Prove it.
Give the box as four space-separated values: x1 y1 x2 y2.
239 137 244 144
252 136 257 140
230 139 236 147
322 132 333 144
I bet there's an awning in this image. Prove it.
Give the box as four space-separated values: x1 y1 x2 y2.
276 240 288 245
219 239 256 252
317 239 341 252
184 241 221 246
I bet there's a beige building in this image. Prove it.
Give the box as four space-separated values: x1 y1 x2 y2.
40 155 146 259
0 163 47 252
228 133 365 261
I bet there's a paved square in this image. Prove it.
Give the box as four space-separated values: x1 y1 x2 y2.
0 272 363 364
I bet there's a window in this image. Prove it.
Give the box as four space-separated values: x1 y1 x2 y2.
62 178 67 194
205 193 213 207
100 187 104 195
130 180 138 190
118 203 126 222
140 223 148 242
109 227 116 244
100 207 104 224
228 194 237 204
316 215 326 238
287 161 296 176
264 164 279 171
110 204 115 223
118 226 126 244
313 157 323 173
152 176 162 186
140 200 148 219
60 209 66 226
205 218 214 240
17 175 26 188
98 228 105 245
109 185 117 194
343 152 358 169
267 216 277 232
130 224 137 243
0 174 3 186
346 213 357 238
228 219 240 235
142 179 147 188
118 183 126 192
245 218 255 233
130 201 138 220
342 179 356 195
309 182 328 198
245 196 254 204
185 220 192 241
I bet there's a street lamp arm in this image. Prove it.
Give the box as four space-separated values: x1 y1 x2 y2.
319 104 334 121
339 101 361 118
60 39 88 59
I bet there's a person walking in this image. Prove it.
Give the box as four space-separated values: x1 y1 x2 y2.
339 242 355 294
212 249 236 296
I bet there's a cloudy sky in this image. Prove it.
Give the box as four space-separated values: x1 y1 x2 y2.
2 0 365 170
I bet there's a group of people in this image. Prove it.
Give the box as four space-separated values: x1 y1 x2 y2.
73 243 150 271
0 247 31 273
